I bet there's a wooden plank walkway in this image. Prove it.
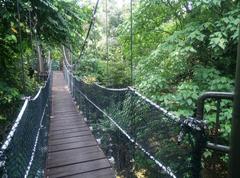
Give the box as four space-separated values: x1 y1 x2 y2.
46 71 115 178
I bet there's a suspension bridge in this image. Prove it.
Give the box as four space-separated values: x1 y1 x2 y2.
0 56 234 178
1 36 240 177
0 0 239 177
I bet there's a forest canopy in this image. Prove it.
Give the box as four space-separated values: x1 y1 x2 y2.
76 0 239 116
72 1 239 176
0 0 91 136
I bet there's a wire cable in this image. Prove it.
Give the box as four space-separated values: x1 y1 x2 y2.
106 0 109 82
130 0 133 85
17 0 26 93
78 0 100 62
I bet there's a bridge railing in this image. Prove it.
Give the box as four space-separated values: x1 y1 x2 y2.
194 92 233 176
196 92 233 153
64 63 207 178
0 68 52 178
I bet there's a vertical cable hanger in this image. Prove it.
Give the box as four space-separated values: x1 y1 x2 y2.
78 0 100 61
32 9 38 65
130 1 135 174
106 0 109 82
17 0 26 93
130 0 133 85
93 20 97 57
29 8 34 55
91 13 98 73
27 8 33 66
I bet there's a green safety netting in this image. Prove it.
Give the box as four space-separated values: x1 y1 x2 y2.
0 71 52 178
64 64 207 178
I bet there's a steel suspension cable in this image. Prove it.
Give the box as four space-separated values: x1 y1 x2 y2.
28 9 34 56
78 0 100 63
129 2 136 175
26 8 34 67
130 0 134 85
17 0 26 94
106 0 109 81
17 0 26 93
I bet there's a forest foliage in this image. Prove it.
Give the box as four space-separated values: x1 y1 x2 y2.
76 0 239 137
0 0 91 138
74 0 239 176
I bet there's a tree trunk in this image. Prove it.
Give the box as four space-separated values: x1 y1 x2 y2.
37 41 44 73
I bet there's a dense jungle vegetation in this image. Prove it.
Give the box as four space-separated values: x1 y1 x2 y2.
0 0 239 177
77 1 239 177
0 0 91 139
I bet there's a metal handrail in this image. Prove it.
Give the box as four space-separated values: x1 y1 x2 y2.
196 92 233 153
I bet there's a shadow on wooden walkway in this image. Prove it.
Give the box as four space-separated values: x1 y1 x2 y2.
46 71 115 178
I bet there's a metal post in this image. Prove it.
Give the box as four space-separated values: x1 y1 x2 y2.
229 26 240 178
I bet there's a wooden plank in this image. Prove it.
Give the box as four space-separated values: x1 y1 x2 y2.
52 112 78 116
49 127 89 136
66 168 115 178
47 71 114 178
47 159 112 177
50 115 82 121
52 109 79 112
49 120 85 127
49 130 92 140
48 137 97 152
49 125 89 132
52 108 76 111
50 121 85 126
48 135 94 146
49 121 86 128
50 122 85 128
50 117 83 122
49 126 88 135
47 146 104 168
